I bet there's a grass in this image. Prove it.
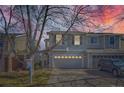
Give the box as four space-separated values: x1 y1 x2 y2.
0 69 51 87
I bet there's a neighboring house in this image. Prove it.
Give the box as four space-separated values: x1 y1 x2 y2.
0 33 27 72
45 31 124 69
15 35 27 56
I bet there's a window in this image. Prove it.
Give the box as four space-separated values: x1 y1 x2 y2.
0 41 3 48
90 37 97 44
109 36 115 45
74 35 80 45
56 34 62 45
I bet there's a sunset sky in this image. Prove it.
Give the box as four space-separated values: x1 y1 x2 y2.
90 5 124 33
45 5 124 34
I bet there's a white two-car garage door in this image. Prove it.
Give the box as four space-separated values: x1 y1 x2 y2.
53 54 83 69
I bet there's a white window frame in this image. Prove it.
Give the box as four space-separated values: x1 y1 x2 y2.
74 35 80 45
56 34 62 45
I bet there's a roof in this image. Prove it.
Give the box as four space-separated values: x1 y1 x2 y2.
16 34 26 38
0 30 25 35
47 31 124 35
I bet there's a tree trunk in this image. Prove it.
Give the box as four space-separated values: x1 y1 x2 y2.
8 56 12 72
8 53 14 72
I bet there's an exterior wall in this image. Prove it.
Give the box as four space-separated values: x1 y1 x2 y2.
49 34 56 48
15 36 27 53
87 53 92 68
48 52 53 68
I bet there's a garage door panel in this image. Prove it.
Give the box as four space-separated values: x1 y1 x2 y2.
53 58 82 69
92 55 124 69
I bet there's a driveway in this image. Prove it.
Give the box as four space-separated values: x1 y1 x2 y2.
47 69 124 87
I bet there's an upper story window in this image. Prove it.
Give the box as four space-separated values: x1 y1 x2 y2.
90 36 97 44
56 34 62 45
109 36 115 45
74 35 80 45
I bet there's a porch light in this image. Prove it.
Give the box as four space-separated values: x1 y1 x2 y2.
65 56 68 58
61 56 64 59
79 56 82 59
68 56 71 58
54 56 57 59
72 56 75 59
75 56 79 59
58 56 61 59
54 56 82 59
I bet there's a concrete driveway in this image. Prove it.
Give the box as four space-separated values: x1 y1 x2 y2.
47 69 124 87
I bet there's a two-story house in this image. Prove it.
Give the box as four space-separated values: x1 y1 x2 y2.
45 31 124 69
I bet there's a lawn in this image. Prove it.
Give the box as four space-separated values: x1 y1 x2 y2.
0 69 51 87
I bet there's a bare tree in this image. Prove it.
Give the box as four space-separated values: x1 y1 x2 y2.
0 5 22 72
18 5 91 57
0 5 94 72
